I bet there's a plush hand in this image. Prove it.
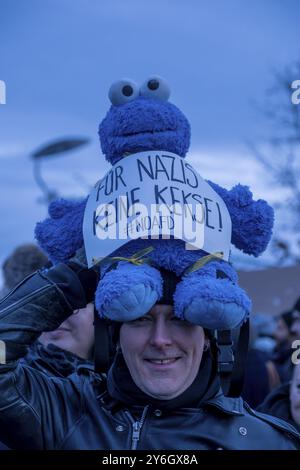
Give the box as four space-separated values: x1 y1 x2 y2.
174 260 251 330
95 262 163 322
208 181 274 257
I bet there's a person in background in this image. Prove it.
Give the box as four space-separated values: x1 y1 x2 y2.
0 302 95 449
258 362 300 432
0 244 95 449
1 243 48 298
23 303 95 379
250 314 276 356
39 303 95 361
290 362 300 430
0 243 49 450
272 310 295 383
1 243 95 375
242 316 280 409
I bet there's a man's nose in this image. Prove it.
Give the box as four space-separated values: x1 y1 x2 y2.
149 319 173 348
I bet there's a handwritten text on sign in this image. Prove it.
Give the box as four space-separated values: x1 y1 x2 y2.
83 151 231 266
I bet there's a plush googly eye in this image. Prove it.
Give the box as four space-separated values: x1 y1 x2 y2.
108 79 139 105
140 76 170 101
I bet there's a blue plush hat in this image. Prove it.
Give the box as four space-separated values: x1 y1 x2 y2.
35 76 274 331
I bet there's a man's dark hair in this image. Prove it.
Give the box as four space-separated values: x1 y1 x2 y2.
294 297 300 313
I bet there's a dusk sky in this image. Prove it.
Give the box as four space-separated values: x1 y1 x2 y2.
0 0 299 285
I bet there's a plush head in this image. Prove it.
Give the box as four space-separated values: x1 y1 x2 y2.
98 76 191 165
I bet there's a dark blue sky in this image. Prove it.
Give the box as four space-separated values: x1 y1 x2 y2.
0 0 299 279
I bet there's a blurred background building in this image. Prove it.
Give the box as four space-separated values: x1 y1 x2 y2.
239 264 300 316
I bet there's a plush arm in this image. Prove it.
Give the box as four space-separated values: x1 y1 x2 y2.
207 181 274 256
35 197 87 264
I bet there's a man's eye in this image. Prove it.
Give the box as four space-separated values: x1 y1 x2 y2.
170 316 183 323
170 316 192 326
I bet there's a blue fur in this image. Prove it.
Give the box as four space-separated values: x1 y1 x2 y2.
35 198 86 264
174 263 251 330
208 181 274 256
99 97 191 165
35 80 274 329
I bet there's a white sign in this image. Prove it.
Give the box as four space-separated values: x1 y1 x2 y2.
83 151 232 267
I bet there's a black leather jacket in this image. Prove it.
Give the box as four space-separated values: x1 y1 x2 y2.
0 264 299 450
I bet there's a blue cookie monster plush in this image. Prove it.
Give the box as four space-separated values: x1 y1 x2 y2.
35 76 274 330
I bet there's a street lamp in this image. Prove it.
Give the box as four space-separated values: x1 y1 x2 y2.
30 137 90 204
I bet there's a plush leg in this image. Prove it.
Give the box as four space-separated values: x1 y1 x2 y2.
174 261 251 330
95 262 163 322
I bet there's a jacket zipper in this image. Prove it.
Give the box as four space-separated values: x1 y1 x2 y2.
125 406 149 450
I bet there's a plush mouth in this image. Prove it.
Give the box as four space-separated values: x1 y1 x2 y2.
119 128 175 138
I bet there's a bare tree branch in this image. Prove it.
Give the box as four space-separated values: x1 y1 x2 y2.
251 62 300 264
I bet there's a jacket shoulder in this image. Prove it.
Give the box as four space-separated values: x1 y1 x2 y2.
244 401 300 442
205 394 300 449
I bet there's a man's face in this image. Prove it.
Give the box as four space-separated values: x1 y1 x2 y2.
291 311 300 339
39 303 95 359
120 304 206 400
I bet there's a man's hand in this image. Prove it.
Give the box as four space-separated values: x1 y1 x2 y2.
67 246 99 304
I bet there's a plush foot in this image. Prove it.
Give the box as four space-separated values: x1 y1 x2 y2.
174 261 251 330
95 262 163 322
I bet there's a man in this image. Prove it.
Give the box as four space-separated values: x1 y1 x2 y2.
119 303 209 401
272 310 295 383
0 303 95 451
290 362 300 429
274 311 294 347
0 263 299 450
38 303 95 362
22 303 95 379
258 362 300 432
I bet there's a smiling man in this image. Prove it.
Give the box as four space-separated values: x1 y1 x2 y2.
0 263 300 450
120 304 208 400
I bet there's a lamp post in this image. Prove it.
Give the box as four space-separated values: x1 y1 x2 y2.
30 137 90 204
